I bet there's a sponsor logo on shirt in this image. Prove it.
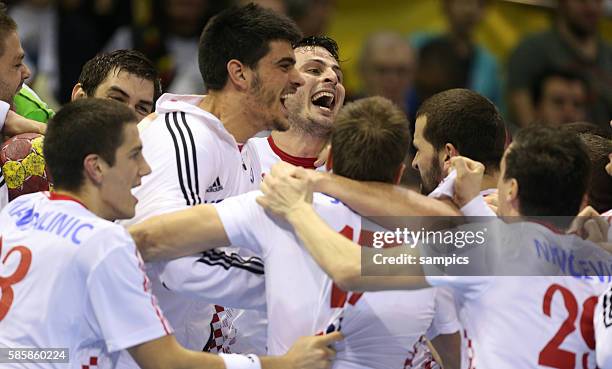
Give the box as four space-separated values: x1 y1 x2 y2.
206 177 224 193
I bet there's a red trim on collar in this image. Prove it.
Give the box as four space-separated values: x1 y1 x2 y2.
47 192 88 209
267 136 317 169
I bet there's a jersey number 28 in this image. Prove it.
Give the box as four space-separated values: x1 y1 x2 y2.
538 283 597 369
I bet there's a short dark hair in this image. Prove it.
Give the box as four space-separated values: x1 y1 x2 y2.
198 3 302 91
531 67 587 106
44 99 138 191
332 96 410 183
78 49 162 101
416 88 506 172
504 127 591 216
294 36 339 61
561 121 612 139
0 3 17 57
577 133 612 213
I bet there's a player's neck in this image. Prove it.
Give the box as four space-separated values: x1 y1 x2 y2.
270 129 327 159
51 188 112 220
198 91 258 144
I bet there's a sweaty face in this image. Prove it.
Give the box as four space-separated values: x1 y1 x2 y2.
412 115 444 195
246 40 305 132
100 123 151 220
93 69 155 121
536 76 586 126
0 32 31 104
283 46 345 137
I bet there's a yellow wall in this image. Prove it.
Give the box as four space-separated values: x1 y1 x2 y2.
328 0 612 93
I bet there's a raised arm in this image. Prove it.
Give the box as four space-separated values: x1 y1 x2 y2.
129 204 229 262
313 171 461 220
257 162 429 292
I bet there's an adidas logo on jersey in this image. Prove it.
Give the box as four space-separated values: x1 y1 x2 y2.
206 177 224 193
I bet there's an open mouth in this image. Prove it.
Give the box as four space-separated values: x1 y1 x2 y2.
311 91 335 112
280 93 293 112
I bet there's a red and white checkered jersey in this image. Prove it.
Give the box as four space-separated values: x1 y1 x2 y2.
426 220 611 369
216 191 461 369
0 192 171 369
116 94 266 368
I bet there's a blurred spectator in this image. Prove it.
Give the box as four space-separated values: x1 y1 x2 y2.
286 0 335 37
531 67 588 126
507 0 612 128
71 49 161 121
355 31 420 191
9 0 131 105
357 31 416 115
410 0 502 114
105 0 229 95
239 0 287 14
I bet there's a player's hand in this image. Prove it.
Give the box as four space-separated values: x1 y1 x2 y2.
450 156 484 208
257 161 314 219
281 332 342 369
314 143 330 168
3 110 46 137
484 193 499 214
569 206 610 244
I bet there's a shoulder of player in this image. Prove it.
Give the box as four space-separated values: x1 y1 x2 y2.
312 193 360 225
146 108 234 148
72 222 138 270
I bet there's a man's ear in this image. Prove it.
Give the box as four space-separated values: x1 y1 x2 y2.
83 154 104 186
507 178 520 212
444 143 459 159
226 59 250 90
440 143 459 172
71 83 88 101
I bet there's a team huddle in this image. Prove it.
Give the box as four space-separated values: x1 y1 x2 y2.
1 3 612 369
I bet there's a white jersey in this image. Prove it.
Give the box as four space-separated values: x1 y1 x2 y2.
117 94 266 368
215 191 460 369
244 136 320 179
0 192 171 369
425 219 611 369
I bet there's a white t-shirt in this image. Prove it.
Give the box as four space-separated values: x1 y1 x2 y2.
0 192 171 369
215 191 461 369
425 219 611 369
117 94 266 367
